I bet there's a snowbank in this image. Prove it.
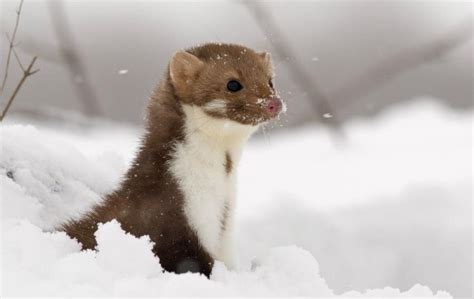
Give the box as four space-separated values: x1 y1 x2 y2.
237 100 472 296
1 219 451 297
1 99 470 296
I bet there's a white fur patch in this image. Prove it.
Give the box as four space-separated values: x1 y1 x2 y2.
169 104 257 267
203 99 228 114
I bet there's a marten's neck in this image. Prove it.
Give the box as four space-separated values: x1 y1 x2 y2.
119 79 183 189
180 104 257 154
122 78 257 194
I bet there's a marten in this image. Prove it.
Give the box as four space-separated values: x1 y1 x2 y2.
62 43 283 277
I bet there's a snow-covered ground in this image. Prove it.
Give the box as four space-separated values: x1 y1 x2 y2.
0 99 471 297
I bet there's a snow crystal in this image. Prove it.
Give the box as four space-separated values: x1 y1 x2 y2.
281 100 288 113
323 112 333 118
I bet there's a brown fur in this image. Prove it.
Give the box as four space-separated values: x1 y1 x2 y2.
224 151 233 175
61 43 278 277
173 44 278 125
62 74 214 275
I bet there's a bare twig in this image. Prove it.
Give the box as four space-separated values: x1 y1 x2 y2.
242 0 343 133
329 17 473 107
12 47 26 72
6 32 27 72
48 0 102 116
0 0 24 94
0 56 39 122
0 0 40 122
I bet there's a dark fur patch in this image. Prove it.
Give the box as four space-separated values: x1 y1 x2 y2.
62 74 213 277
224 151 233 175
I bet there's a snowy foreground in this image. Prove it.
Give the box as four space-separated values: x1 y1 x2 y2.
1 100 471 297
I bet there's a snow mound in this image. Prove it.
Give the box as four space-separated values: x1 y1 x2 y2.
1 100 466 296
0 125 123 230
1 218 451 297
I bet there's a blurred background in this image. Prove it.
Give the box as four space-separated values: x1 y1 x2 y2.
0 0 472 127
1 0 472 297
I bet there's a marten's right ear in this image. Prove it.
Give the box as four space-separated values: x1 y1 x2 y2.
169 51 204 90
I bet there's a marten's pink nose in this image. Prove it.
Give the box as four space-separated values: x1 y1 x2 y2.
265 97 283 117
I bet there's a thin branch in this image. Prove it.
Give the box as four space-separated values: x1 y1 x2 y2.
5 33 25 72
12 47 26 72
0 0 25 94
329 17 473 107
0 56 39 122
0 0 40 122
242 0 343 133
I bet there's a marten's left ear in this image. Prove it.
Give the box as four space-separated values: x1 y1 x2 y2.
169 51 204 89
259 52 273 71
259 52 271 62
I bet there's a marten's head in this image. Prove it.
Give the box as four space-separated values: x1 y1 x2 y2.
169 43 283 126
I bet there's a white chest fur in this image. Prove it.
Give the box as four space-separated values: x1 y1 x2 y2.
169 104 256 262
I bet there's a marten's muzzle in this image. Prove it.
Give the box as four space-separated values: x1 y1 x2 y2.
264 97 283 118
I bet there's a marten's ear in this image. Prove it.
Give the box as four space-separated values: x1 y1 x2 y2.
259 52 273 72
169 51 204 88
259 52 271 63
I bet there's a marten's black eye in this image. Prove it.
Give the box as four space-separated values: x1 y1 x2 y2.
269 79 274 89
227 80 243 92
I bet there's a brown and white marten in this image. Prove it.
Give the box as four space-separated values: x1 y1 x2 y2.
62 43 283 277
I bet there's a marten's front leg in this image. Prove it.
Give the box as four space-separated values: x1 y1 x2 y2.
153 234 214 277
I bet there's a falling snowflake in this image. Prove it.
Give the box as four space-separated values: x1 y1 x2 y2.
323 113 333 119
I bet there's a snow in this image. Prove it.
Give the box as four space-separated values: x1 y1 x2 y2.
0 99 470 297
323 112 333 118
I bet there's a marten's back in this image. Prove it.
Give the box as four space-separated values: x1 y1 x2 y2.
62 75 214 275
